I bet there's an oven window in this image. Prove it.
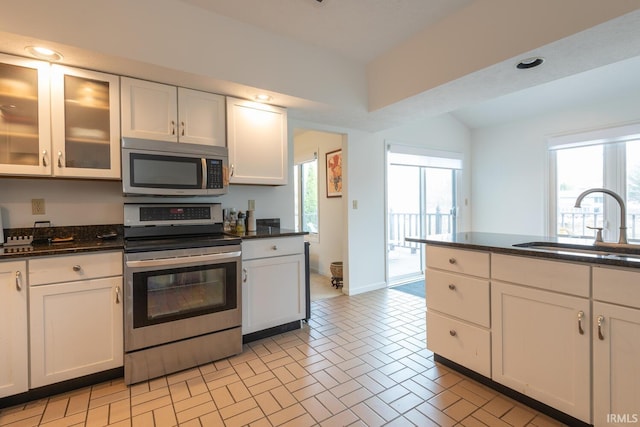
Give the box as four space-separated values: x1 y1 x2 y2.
132 262 237 328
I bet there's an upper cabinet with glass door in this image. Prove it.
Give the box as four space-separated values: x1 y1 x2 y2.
120 77 226 147
51 65 120 179
0 53 52 176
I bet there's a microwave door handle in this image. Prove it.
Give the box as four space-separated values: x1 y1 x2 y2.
202 158 207 189
126 251 241 269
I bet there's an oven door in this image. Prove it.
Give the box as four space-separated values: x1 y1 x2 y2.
124 245 241 352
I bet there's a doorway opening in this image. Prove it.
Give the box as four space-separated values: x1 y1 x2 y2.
386 146 461 285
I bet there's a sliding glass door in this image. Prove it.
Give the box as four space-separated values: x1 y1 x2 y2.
387 149 459 285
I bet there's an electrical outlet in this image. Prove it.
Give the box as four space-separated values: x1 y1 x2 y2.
32 198 45 215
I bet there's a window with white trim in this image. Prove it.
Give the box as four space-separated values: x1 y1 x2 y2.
549 123 640 242
294 153 318 237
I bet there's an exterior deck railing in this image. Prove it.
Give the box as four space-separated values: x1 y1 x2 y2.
559 211 640 240
388 211 454 251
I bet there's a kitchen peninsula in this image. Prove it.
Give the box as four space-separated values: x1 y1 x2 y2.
408 232 640 427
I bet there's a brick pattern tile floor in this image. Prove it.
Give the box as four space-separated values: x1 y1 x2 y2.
0 288 567 426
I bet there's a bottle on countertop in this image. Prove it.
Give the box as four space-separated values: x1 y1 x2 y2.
236 211 245 234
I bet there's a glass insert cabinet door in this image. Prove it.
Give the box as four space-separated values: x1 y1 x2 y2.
51 65 121 179
0 53 51 176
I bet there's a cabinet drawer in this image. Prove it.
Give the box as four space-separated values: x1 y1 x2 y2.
426 246 489 278
242 236 303 260
426 269 490 327
492 254 589 298
427 310 491 377
29 251 123 285
593 266 640 308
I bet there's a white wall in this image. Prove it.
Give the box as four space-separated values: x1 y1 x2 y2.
471 92 640 235
293 130 343 277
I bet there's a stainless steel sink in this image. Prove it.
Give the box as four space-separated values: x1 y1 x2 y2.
513 241 640 260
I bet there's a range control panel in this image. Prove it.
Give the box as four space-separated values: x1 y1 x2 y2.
124 203 223 226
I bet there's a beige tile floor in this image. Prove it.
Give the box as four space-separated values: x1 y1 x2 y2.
0 287 566 427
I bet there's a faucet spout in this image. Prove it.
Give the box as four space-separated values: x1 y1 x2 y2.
574 188 628 245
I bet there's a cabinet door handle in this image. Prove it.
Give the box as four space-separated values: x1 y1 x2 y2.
115 286 121 304
42 150 48 167
242 268 248 283
448 258 456 264
597 315 605 340
449 330 457 337
448 284 456 290
577 311 585 335
230 164 235 177
57 151 63 168
73 265 82 272
181 121 185 136
15 271 22 291
171 120 176 135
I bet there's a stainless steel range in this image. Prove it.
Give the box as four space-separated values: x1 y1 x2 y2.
123 203 242 385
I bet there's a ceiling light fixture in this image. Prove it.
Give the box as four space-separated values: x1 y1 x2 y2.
25 45 63 62
255 94 273 102
516 57 544 70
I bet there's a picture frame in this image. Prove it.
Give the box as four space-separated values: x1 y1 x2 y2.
325 149 342 198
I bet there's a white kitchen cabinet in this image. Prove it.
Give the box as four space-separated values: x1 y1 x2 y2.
0 260 28 398
29 251 123 388
226 97 288 185
592 266 640 426
242 236 305 334
51 65 121 179
491 255 591 423
121 77 225 146
425 246 491 377
0 53 52 176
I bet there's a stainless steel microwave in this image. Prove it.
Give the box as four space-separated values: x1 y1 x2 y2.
122 138 228 196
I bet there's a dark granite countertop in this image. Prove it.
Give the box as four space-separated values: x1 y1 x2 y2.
406 231 640 268
1 225 124 259
228 226 308 239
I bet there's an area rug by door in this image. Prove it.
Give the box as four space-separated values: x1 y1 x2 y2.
391 280 425 298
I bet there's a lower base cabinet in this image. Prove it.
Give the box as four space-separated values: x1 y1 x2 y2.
28 251 123 389
0 261 28 398
242 237 305 335
491 281 591 423
29 277 124 388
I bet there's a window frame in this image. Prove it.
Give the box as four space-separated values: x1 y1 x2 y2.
294 156 319 241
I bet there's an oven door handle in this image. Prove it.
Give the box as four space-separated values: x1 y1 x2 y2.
126 251 241 268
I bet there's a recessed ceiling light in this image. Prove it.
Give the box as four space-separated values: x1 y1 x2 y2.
516 57 544 70
25 45 63 62
255 94 273 102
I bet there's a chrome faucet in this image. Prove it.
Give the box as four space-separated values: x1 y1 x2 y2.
574 188 628 245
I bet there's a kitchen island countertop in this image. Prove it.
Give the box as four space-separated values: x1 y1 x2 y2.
406 231 640 268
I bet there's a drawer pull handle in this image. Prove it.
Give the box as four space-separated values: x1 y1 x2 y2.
115 286 121 304
448 258 456 264
271 245 278 250
15 271 22 291
597 315 605 340
73 265 82 272
448 284 456 291
449 330 457 337
577 311 585 335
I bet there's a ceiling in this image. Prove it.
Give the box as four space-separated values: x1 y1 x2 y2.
2 1 640 131
178 0 474 63
178 0 640 129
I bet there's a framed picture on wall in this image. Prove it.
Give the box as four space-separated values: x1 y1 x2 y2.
326 149 342 198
